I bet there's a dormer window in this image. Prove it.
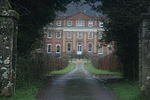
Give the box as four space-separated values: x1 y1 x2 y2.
88 21 93 27
76 19 85 26
67 20 72 26
56 20 61 26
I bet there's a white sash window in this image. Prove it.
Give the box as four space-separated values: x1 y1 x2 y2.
88 43 93 52
77 32 83 39
88 21 93 27
56 32 61 39
47 44 52 53
47 32 52 38
56 20 61 26
88 32 93 39
56 44 61 53
66 32 72 39
67 43 72 52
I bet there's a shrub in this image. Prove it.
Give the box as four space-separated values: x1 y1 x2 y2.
46 55 69 71
16 53 69 88
16 53 48 88
91 54 122 71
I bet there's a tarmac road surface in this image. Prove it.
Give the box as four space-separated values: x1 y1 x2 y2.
37 62 116 100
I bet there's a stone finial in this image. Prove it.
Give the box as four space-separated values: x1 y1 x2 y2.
0 0 19 19
0 0 11 10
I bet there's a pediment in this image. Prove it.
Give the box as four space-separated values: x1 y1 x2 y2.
67 12 91 20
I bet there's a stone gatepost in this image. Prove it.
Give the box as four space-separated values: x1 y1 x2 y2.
139 7 150 98
0 0 19 96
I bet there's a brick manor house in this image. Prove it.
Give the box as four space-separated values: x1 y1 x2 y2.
43 12 114 56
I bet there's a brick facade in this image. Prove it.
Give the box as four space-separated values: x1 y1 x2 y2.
44 12 113 56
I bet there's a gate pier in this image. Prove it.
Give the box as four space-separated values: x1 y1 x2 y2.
0 0 19 96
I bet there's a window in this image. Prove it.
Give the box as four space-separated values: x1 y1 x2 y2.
56 32 61 39
56 20 61 26
98 32 103 40
77 43 82 53
88 43 93 52
49 22 53 26
77 32 83 39
47 44 52 53
88 32 93 39
67 43 72 52
56 44 61 53
66 32 72 39
99 22 104 28
76 19 85 26
67 20 72 26
88 21 93 27
47 32 52 38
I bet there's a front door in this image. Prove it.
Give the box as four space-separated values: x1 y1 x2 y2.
77 43 82 55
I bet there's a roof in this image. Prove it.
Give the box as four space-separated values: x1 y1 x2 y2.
56 2 100 17
55 12 107 21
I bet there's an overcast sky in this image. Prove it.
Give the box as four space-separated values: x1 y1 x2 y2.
57 1 101 16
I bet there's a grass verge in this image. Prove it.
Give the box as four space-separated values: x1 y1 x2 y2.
107 81 150 100
0 82 41 100
49 62 75 75
85 62 122 76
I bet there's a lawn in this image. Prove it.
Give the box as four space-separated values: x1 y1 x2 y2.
0 83 40 100
69 58 90 62
107 81 150 100
49 62 75 75
84 62 122 76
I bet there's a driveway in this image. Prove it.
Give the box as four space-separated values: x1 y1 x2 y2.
37 62 116 100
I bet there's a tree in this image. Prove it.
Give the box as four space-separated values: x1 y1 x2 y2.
85 0 150 80
8 0 78 55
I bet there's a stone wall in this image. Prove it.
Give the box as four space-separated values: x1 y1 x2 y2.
0 0 19 96
139 7 150 98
